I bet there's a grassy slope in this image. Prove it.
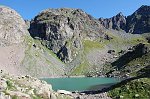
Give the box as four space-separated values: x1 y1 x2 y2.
108 65 150 99
125 50 150 77
21 35 65 77
108 78 150 99
108 33 150 99
70 31 147 76
108 41 150 77
70 39 105 75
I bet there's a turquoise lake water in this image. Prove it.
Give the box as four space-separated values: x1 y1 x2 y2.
42 77 120 91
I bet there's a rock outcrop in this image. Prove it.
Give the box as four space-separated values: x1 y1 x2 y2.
99 12 126 31
0 71 72 99
0 6 28 44
106 43 150 78
126 5 150 34
29 8 106 62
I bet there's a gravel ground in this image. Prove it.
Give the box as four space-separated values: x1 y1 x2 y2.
72 92 112 99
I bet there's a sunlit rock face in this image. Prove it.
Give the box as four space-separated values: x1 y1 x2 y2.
0 6 28 45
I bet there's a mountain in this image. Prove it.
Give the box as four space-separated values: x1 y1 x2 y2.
29 8 147 76
0 6 65 77
0 6 28 45
126 5 150 34
0 4 150 99
99 5 150 34
0 5 149 77
29 8 106 63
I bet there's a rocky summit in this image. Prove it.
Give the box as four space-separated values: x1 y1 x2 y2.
99 5 150 34
126 5 150 34
99 12 126 31
29 8 107 63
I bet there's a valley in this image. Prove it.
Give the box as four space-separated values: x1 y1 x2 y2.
0 5 149 99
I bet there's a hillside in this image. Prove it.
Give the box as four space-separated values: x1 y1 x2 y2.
0 4 150 99
108 65 150 99
29 7 147 77
0 6 65 77
0 71 72 99
0 5 149 78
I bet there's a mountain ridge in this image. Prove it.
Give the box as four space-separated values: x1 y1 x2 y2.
99 5 150 34
0 4 150 99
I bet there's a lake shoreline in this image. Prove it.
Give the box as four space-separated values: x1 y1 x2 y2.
39 76 122 79
41 77 121 92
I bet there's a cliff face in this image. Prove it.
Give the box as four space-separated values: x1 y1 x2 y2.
99 5 150 34
99 12 126 31
126 5 150 34
29 8 107 63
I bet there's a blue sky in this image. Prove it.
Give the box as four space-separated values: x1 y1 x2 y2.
0 0 150 20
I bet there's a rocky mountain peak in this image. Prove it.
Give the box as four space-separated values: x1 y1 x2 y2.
116 12 124 17
99 12 126 31
33 8 92 23
126 5 150 34
136 5 150 15
29 8 105 62
0 6 28 45
99 5 150 34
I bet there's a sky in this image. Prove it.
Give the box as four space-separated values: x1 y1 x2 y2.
0 0 150 20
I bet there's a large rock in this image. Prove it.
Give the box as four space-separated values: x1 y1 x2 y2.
0 6 28 44
57 90 72 95
0 72 72 99
29 8 106 62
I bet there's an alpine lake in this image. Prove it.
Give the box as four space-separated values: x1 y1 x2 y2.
41 77 120 92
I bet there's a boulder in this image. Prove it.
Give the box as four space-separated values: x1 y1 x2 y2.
0 79 7 91
57 90 72 95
